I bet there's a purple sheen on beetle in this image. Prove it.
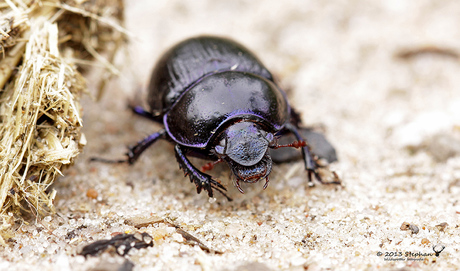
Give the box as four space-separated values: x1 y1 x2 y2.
122 35 338 200
163 71 289 148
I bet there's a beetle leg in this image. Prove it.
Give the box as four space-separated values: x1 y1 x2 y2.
234 179 245 194
130 105 163 124
127 130 167 164
174 145 232 201
90 130 167 164
284 123 322 185
263 177 270 190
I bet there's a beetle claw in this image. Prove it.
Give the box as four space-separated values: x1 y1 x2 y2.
191 173 232 200
183 165 232 200
307 168 342 186
331 171 342 184
205 187 213 198
235 180 245 194
306 168 320 184
263 177 269 190
195 185 203 194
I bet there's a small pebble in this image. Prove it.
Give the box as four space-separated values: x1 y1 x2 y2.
400 222 410 230
400 222 419 234
421 238 430 245
409 224 420 234
86 188 98 199
435 222 448 232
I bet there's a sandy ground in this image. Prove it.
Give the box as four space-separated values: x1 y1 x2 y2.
2 0 460 270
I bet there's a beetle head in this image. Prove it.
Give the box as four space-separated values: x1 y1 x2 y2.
214 121 276 193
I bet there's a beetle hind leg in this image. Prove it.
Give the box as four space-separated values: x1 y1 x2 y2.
127 130 167 164
174 145 232 201
130 105 163 124
90 130 167 164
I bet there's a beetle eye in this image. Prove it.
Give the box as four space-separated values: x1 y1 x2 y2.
264 132 277 147
265 133 274 142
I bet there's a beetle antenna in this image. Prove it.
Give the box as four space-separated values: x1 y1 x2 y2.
271 140 307 149
201 158 224 172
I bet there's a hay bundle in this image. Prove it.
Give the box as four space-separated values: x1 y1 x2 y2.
0 0 124 243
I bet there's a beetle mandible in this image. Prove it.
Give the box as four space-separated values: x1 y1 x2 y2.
125 36 338 200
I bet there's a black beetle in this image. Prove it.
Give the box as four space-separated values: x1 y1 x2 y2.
120 36 338 200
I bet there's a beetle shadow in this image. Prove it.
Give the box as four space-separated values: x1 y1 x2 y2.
270 127 338 164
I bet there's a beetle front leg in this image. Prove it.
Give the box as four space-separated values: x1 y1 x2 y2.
174 145 232 201
127 130 167 164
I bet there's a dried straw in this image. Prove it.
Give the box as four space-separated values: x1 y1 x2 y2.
0 0 125 243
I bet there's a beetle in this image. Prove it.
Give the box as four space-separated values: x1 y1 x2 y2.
121 36 338 200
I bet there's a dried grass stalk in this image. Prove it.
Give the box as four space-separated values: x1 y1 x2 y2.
0 0 125 243
0 20 86 243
